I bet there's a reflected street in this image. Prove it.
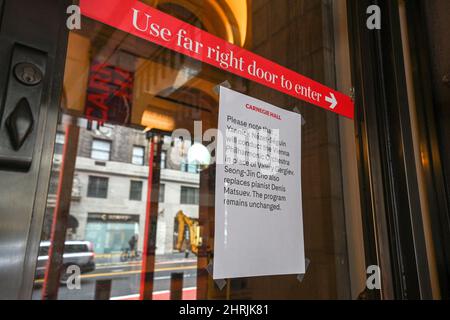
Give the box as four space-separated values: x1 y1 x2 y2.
32 253 197 300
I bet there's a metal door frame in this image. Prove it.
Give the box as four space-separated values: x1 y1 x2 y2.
0 0 70 299
347 0 433 299
404 0 450 298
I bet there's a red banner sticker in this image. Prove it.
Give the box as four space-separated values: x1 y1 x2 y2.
80 0 354 119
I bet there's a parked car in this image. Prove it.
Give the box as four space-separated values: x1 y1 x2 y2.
35 241 96 283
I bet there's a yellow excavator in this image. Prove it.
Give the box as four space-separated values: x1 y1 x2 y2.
174 210 201 256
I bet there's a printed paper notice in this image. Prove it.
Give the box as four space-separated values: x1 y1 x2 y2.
213 87 305 279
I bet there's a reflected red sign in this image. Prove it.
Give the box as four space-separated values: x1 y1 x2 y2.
80 0 354 119
85 61 133 124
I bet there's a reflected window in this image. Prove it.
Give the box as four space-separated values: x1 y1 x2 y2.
87 176 108 198
54 132 65 155
132 146 145 165
91 139 111 161
159 184 165 203
48 174 59 195
64 243 90 253
160 151 167 169
129 180 143 201
181 160 198 173
38 245 49 257
180 186 199 205
188 164 198 173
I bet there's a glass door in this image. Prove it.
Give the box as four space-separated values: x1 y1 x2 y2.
30 0 366 300
32 1 223 300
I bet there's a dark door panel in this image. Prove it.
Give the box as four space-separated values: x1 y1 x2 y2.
0 0 70 299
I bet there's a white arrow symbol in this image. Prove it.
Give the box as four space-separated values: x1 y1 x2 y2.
325 92 338 109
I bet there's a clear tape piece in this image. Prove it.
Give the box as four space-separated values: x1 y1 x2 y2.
206 260 227 291
293 107 306 125
297 257 311 283
213 80 232 96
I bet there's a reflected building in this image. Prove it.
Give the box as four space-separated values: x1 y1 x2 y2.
44 122 200 256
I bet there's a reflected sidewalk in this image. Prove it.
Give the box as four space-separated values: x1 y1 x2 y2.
96 251 196 268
